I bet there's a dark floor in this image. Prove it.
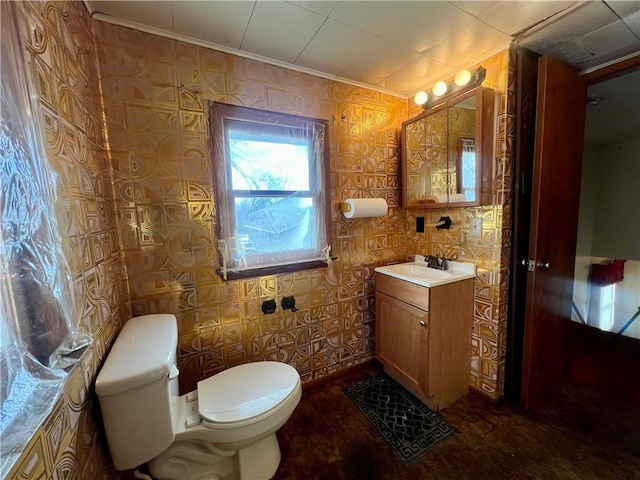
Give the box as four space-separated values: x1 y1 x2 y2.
274 361 640 480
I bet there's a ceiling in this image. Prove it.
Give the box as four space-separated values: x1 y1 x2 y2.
85 0 640 98
585 68 640 145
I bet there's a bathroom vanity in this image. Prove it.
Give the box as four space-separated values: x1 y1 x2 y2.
374 260 475 411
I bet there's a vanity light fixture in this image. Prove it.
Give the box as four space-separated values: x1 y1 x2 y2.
414 66 487 110
432 80 448 97
455 69 472 86
414 90 428 106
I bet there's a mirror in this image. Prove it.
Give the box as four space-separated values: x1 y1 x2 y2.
401 86 494 208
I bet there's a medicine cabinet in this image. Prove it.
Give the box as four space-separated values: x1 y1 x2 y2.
401 86 494 209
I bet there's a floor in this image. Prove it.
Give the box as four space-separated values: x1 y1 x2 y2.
274 361 640 480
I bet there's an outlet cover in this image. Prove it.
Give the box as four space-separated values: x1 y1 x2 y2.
469 217 483 237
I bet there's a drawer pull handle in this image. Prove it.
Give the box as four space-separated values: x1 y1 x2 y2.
419 320 427 327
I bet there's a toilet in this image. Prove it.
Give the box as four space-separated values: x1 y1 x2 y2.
95 314 301 480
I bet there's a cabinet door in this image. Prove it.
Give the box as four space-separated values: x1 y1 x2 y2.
375 291 429 395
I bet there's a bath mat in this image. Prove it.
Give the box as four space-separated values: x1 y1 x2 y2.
343 373 456 465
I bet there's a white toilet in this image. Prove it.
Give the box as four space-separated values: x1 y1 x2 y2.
95 314 301 480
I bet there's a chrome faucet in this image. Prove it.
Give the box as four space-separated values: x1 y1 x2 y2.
424 255 448 270
437 256 448 270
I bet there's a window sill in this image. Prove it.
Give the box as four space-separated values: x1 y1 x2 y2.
217 257 336 280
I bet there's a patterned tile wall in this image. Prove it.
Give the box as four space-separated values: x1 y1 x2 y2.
8 1 516 478
93 21 409 393
93 22 514 396
8 1 129 479
405 50 516 397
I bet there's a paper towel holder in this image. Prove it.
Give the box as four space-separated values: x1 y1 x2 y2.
339 203 352 213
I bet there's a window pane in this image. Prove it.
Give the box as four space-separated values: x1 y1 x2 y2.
234 196 315 255
228 130 310 191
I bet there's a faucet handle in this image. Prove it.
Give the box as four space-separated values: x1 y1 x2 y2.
432 255 447 270
424 255 438 268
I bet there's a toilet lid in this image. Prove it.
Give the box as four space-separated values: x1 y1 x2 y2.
197 361 300 423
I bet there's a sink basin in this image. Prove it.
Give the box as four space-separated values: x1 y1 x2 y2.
374 258 476 287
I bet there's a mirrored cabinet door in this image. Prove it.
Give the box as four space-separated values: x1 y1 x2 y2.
448 92 478 205
404 116 427 207
401 86 494 209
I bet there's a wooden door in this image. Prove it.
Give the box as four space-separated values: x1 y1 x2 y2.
520 56 587 409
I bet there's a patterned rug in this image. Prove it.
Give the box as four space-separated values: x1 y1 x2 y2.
343 373 456 465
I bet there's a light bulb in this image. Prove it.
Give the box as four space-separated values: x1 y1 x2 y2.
455 69 472 86
432 81 448 97
414 90 428 106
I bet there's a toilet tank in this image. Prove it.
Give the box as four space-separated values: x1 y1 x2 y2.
96 314 179 470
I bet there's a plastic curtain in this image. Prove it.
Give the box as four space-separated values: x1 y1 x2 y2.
0 2 90 474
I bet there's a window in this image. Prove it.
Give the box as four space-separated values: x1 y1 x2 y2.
209 102 331 279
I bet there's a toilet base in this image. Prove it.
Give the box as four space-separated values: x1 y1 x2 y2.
237 434 281 480
147 434 281 480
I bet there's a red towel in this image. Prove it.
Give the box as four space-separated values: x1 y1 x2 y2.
589 259 626 286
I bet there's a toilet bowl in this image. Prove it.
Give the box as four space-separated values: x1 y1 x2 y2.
95 314 301 480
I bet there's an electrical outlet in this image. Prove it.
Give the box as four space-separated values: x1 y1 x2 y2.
416 217 425 233
469 217 483 237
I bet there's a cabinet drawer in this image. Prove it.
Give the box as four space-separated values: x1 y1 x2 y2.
376 274 429 311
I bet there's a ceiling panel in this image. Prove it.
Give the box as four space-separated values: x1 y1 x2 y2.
378 55 458 95
451 0 502 17
517 1 620 51
294 19 374 76
328 1 411 37
422 20 511 69
480 1 578 35
605 0 640 17
241 1 326 63
620 9 640 37
384 2 477 54
289 1 339 16
338 36 421 85
518 1 640 71
572 21 640 68
171 1 254 49
92 0 174 30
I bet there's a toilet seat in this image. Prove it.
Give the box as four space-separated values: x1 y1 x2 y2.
197 362 300 425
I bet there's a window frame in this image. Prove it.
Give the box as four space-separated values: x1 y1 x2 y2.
209 102 331 280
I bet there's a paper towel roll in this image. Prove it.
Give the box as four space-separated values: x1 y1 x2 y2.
341 198 388 219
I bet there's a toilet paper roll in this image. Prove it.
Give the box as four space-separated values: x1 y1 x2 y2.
341 198 388 219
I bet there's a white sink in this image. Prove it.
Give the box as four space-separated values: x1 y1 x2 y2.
375 257 476 288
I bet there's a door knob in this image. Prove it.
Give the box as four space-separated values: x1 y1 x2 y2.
523 259 551 271
419 320 427 327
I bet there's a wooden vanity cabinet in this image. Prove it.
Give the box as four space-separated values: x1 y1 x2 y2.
375 273 474 411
